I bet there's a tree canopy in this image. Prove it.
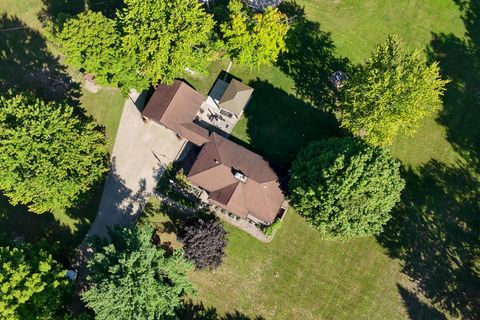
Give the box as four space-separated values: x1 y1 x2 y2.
81 224 194 320
59 0 215 92
179 217 228 270
340 35 448 146
0 245 69 320
119 0 215 87
59 11 120 86
289 137 405 240
0 92 108 214
221 0 290 67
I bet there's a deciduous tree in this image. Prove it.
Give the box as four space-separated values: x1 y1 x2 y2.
59 11 120 86
221 0 290 67
340 35 448 146
81 224 194 320
179 217 227 270
0 245 69 320
118 0 215 88
0 92 108 214
289 137 405 240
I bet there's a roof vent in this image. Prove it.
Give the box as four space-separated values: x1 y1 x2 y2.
234 171 247 183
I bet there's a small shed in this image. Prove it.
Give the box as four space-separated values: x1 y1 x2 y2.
218 79 254 119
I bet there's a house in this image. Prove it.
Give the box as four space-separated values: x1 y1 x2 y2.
188 132 285 225
141 80 209 146
142 79 286 226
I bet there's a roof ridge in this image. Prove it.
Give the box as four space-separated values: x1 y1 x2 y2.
164 80 181 112
211 133 224 164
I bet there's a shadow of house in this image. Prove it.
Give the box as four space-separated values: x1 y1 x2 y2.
230 79 342 167
397 284 447 320
277 1 350 111
378 161 480 319
0 14 80 105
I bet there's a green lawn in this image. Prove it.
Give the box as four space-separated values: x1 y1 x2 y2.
1 0 478 319
185 1 479 319
0 1 125 260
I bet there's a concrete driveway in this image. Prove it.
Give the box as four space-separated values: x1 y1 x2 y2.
72 91 186 283
85 92 186 239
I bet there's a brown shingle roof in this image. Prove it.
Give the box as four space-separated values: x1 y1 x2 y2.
179 123 209 146
188 133 284 224
142 80 205 134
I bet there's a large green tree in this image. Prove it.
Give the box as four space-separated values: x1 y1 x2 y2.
119 0 215 88
59 10 120 86
81 224 194 320
59 0 215 92
289 137 405 240
221 0 290 68
0 93 108 214
0 245 69 320
340 35 448 146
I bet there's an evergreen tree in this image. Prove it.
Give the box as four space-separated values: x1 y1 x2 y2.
289 137 405 240
0 92 108 214
81 224 194 320
340 35 448 146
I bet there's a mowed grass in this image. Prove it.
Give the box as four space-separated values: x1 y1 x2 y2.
0 1 125 255
185 1 475 319
299 0 465 62
143 200 408 319
190 211 408 319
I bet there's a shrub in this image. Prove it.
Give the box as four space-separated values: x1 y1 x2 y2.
289 137 405 240
179 217 228 270
263 219 282 237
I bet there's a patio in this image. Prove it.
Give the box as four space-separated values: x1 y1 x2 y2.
195 78 239 136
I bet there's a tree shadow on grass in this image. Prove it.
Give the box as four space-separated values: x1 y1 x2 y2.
174 300 265 320
0 14 80 105
397 284 446 320
0 182 102 265
277 1 350 111
38 0 125 29
230 79 342 167
426 0 480 170
379 2 480 318
378 161 480 319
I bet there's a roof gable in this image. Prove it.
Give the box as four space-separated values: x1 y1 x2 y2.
218 79 253 117
142 80 205 134
187 133 284 224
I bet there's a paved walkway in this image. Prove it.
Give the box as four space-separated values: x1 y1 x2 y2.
72 91 187 293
